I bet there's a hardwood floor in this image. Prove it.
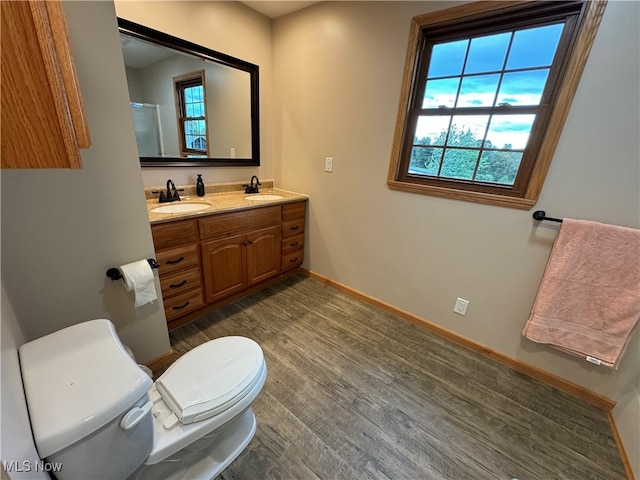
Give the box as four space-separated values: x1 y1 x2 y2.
167 273 626 480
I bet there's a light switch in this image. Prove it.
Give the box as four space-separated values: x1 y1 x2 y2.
325 157 333 172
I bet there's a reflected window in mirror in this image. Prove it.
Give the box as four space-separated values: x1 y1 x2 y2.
118 18 260 167
174 70 209 157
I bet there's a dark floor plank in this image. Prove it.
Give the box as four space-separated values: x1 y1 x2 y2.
164 274 626 480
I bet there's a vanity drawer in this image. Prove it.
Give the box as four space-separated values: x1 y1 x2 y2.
164 288 204 322
159 267 201 299
281 251 303 271
199 206 280 240
152 219 198 250
156 244 200 276
282 233 304 255
282 201 306 221
282 218 305 238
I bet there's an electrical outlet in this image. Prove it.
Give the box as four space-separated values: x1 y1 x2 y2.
325 157 333 172
453 298 469 316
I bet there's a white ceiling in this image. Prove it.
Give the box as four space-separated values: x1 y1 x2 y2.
120 2 322 69
240 1 320 19
120 33 177 69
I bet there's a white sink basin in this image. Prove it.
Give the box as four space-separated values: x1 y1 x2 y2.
151 202 212 214
244 194 284 201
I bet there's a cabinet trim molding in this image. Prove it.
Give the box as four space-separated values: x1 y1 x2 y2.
1 0 90 169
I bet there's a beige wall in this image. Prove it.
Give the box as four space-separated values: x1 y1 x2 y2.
114 1 274 189
0 1 170 363
0 285 48 478
273 2 639 473
273 0 639 398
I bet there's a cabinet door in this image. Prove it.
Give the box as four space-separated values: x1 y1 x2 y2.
201 233 247 304
1 0 90 169
247 225 280 285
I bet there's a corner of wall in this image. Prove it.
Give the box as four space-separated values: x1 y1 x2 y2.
612 384 640 479
0 283 48 479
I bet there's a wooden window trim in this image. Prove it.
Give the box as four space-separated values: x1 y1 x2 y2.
387 0 607 209
173 70 210 157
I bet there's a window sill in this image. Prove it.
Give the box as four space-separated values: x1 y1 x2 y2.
386 179 536 210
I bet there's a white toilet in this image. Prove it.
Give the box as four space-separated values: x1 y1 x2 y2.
18 319 267 479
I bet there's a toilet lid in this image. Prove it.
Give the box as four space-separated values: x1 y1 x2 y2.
156 336 264 424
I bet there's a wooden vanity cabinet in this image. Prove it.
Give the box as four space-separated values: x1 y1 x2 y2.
281 202 306 271
151 219 204 322
1 0 90 169
151 200 307 329
199 207 281 304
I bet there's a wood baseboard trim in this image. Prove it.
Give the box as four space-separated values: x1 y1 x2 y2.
607 410 636 480
145 349 177 375
302 269 616 412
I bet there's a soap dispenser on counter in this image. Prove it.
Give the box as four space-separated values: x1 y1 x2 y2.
196 174 205 197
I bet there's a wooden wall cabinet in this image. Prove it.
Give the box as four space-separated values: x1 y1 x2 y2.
151 201 307 329
1 0 90 169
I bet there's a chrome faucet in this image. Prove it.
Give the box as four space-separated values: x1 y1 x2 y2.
244 175 261 194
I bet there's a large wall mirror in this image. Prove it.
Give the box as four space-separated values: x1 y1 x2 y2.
118 18 260 167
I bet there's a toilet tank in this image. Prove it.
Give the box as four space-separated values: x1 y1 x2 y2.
19 320 154 479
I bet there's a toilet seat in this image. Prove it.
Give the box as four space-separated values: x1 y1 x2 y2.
144 336 267 466
155 336 264 426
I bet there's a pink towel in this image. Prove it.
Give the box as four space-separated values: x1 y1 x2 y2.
523 219 640 368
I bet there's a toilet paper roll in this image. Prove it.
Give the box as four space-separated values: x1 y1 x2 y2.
119 260 157 307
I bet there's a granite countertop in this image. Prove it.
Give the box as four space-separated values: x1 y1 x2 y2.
146 181 308 225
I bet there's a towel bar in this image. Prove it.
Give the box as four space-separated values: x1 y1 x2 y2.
533 210 563 223
106 259 159 281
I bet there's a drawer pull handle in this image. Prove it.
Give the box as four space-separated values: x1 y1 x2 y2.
166 256 184 265
172 301 190 310
289 257 299 263
289 241 299 247
169 280 187 288
290 225 300 231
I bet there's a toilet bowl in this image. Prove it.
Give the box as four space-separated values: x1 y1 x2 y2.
18 319 266 479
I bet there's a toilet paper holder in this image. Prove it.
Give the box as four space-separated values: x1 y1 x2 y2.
106 259 160 281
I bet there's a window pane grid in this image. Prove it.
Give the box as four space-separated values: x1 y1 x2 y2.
389 1 604 207
422 23 564 110
411 109 532 184
175 72 208 156
413 21 565 186
410 146 525 184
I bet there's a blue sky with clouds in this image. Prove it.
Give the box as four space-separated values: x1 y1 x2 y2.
416 23 564 149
